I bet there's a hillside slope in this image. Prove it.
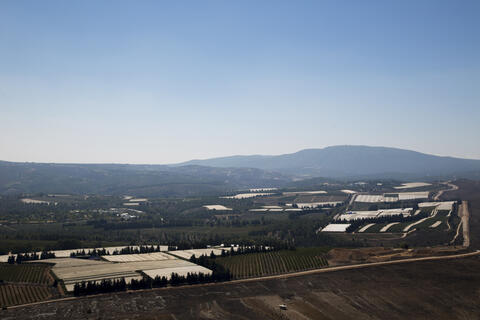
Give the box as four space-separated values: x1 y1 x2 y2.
0 162 289 196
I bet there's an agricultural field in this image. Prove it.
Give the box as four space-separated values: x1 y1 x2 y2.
0 245 170 262
221 193 274 199
354 192 429 203
214 248 329 279
38 255 214 291
102 252 175 262
0 263 57 308
321 223 351 232
394 182 432 189
143 265 212 279
203 205 232 210
168 248 232 259
0 263 52 284
282 190 327 195
0 284 53 308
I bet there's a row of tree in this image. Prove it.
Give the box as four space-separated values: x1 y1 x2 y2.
73 271 227 296
69 245 177 257
7 251 56 264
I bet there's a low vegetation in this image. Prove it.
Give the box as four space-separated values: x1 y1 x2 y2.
0 263 52 284
0 263 56 308
214 247 329 279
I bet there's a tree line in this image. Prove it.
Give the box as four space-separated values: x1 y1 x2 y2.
73 270 228 296
69 245 176 257
7 251 56 264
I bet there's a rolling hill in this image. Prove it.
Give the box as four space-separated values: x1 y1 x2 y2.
0 162 289 196
1 146 479 196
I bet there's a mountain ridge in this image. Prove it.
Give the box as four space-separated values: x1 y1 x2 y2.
1 145 479 196
176 145 480 178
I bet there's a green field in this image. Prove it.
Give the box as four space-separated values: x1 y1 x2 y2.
215 248 329 279
0 263 53 284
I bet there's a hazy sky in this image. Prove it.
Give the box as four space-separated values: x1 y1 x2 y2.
1 1 479 163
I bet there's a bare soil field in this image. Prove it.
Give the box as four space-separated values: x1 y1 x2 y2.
326 246 466 266
3 256 480 319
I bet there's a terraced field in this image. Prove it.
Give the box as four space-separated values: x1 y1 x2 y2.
215 248 329 279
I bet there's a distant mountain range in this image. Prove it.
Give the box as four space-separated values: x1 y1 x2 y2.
176 145 480 179
1 146 479 196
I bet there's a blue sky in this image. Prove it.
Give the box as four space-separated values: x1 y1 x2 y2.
1 1 479 163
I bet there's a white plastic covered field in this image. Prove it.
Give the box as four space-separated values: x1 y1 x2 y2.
283 190 327 195
380 222 400 232
394 182 431 189
337 208 412 221
143 265 212 279
168 248 231 259
355 192 429 203
0 245 169 262
102 252 176 263
203 205 232 210
418 201 455 210
249 188 277 192
430 221 442 228
358 223 375 232
321 224 351 232
39 256 210 291
221 193 273 199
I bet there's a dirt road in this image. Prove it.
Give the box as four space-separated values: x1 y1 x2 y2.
435 182 459 200
461 200 470 247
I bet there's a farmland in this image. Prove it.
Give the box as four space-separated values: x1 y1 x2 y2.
0 263 56 308
214 248 329 279
0 263 52 284
43 256 206 291
5 255 480 319
0 284 52 308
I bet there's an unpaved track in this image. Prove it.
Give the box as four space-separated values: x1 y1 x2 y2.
461 200 470 247
435 182 459 200
450 201 470 247
6 250 480 311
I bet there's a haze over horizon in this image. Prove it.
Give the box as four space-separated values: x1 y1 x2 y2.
1 1 479 164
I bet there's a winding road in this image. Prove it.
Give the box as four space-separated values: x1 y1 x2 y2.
435 182 458 201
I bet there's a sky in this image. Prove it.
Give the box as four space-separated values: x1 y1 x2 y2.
1 0 479 164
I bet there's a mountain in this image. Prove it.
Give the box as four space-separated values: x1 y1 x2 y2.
176 145 480 179
0 162 290 197
1 145 479 196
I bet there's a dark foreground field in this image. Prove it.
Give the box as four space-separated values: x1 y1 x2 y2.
3 256 480 320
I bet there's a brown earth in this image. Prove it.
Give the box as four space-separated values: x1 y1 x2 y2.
326 246 467 266
3 255 480 319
